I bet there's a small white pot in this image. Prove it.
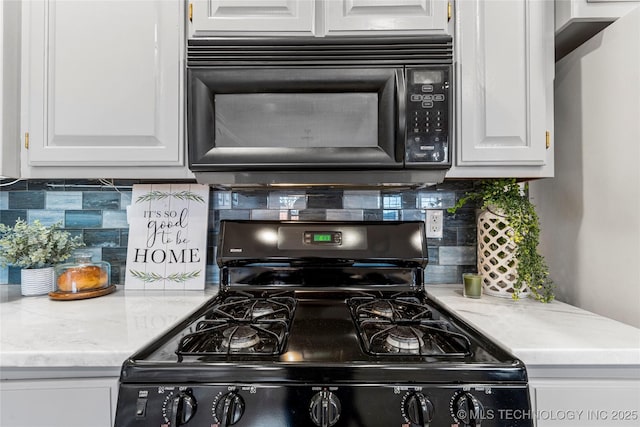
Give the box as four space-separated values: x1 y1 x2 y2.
20 267 55 296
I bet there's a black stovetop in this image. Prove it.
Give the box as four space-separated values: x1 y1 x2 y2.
120 287 527 385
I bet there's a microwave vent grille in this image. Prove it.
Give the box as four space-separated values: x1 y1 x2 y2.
187 37 453 67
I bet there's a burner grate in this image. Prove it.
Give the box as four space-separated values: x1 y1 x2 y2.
348 295 472 357
175 293 296 361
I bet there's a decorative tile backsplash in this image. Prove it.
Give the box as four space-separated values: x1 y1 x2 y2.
0 179 478 286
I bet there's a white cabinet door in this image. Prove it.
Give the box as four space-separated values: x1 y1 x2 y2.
530 379 640 426
22 0 184 169
0 0 20 178
454 0 553 170
324 0 449 35
0 378 118 427
189 0 315 37
556 0 640 33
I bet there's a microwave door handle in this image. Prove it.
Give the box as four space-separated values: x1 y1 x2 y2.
395 68 407 163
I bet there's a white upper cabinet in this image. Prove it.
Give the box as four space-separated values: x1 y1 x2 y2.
189 0 316 37
21 0 191 179
188 0 451 37
324 0 448 35
555 0 640 59
1 0 21 178
448 0 554 178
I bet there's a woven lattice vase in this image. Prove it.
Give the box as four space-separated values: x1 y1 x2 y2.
477 208 529 298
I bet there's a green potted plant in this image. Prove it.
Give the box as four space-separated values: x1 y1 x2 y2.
0 219 84 296
449 179 554 303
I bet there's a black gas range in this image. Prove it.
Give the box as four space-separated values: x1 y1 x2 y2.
115 221 532 427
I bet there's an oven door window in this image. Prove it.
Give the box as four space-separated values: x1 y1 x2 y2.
188 68 403 170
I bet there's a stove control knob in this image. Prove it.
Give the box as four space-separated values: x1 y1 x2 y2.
168 391 197 427
214 392 245 427
452 392 484 427
309 391 341 427
404 392 434 426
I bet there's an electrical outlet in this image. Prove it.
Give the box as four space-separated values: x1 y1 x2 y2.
426 210 443 239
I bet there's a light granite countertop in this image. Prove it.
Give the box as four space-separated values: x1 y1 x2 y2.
1 284 639 380
0 285 218 378
426 285 640 368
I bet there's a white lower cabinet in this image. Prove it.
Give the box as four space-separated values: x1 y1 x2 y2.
0 377 118 427
529 378 640 427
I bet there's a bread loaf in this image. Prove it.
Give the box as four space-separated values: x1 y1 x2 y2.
57 266 108 292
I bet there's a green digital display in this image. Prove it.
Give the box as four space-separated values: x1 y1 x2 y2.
313 234 333 242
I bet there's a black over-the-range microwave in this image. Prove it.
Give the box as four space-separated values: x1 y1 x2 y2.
187 37 453 187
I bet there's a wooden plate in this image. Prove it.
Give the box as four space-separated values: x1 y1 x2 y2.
48 284 116 301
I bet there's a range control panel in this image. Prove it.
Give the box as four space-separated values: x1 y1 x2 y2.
115 383 532 427
405 66 451 166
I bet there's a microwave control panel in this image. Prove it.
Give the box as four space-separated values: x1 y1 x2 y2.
405 67 451 166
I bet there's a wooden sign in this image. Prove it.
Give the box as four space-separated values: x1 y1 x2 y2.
125 184 209 290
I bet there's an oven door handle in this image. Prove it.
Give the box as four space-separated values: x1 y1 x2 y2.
395 68 407 164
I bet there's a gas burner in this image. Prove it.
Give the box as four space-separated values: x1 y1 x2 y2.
251 302 277 319
384 326 424 351
369 301 394 318
222 326 261 350
349 296 433 322
208 294 296 322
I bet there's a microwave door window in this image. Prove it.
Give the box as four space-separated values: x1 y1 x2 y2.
214 93 378 149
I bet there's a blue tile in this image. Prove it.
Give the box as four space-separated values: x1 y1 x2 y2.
427 228 457 246
46 191 82 210
102 247 127 265
438 246 476 266
120 192 132 210
103 210 128 228
427 247 439 264
383 194 402 209
83 191 120 210
8 191 45 209
343 191 380 209
326 209 364 221
213 191 232 209
401 209 425 221
0 210 27 226
382 210 399 221
219 210 251 220
298 209 326 221
363 210 383 221
251 209 287 220
0 192 7 210
8 266 21 284
418 191 457 209
401 191 418 209
307 192 343 209
0 266 7 284
424 265 461 284
27 210 65 226
121 229 129 246
267 192 307 210
65 210 102 228
232 192 268 209
457 226 477 245
444 208 476 227
83 229 120 248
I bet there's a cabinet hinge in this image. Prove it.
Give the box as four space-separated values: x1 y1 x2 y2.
545 131 550 149
189 3 193 22
24 132 29 149
447 2 452 21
